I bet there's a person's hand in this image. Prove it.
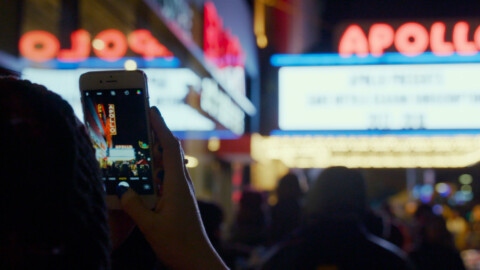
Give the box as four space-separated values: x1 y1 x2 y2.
118 107 228 270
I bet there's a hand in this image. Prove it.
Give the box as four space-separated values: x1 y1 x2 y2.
118 107 228 270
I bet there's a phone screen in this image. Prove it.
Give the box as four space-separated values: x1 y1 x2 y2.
81 88 154 195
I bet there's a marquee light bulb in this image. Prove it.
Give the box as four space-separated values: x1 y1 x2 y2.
124 59 137 70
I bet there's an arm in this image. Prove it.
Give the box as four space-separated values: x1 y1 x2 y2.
118 107 228 270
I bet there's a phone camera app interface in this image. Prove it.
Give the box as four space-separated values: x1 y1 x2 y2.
82 89 153 195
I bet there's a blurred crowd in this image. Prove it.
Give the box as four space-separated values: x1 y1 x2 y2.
199 168 480 270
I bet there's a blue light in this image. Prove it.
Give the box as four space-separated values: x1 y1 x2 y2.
435 183 452 197
172 130 239 140
433 205 444 215
270 129 480 137
270 52 480 67
24 57 181 69
420 184 434 203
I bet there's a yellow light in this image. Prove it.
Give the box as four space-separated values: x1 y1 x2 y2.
184 155 199 168
257 35 268 48
268 194 278 206
405 201 418 215
254 0 268 49
208 137 220 152
92 39 105 50
251 134 480 168
461 185 472 193
459 174 473 185
124 59 137 70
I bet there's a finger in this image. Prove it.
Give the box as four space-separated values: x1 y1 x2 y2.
149 107 191 196
149 107 177 149
119 188 156 234
150 107 184 168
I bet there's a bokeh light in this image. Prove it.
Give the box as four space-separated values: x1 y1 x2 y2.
435 182 451 197
124 59 137 70
92 39 105 50
459 174 473 185
433 204 444 215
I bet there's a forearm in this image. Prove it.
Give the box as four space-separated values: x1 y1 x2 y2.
148 234 228 270
186 239 228 270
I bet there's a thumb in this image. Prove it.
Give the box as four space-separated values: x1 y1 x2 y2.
119 188 156 234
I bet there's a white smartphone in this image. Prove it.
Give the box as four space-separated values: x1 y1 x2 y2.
79 70 157 209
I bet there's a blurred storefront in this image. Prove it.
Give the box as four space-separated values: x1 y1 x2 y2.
0 0 259 221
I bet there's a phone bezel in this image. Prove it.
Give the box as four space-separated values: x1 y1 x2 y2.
79 70 157 210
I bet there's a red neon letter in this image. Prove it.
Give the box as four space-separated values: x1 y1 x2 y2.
338 25 369 57
93 29 128 61
453 22 477 56
394 22 429 57
19 30 60 62
128 30 172 59
368 23 394 57
204 2 222 60
430 22 454 56
473 26 480 51
57 30 91 62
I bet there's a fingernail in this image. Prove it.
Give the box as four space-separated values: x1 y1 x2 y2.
116 183 129 199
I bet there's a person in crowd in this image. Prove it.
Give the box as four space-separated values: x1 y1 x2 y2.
364 203 407 251
409 204 465 270
198 200 224 252
261 167 414 270
380 202 409 251
467 204 480 249
269 173 305 244
230 189 268 247
0 77 227 269
446 209 469 251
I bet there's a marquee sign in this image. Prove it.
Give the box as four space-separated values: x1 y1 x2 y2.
338 21 480 57
19 29 173 62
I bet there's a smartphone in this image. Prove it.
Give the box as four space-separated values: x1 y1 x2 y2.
79 70 157 209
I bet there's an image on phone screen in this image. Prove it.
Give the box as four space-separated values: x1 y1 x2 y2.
82 88 153 195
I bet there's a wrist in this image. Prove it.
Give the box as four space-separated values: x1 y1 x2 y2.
182 235 228 270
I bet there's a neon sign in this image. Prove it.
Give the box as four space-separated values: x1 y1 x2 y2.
19 29 173 62
204 2 245 67
338 21 480 57
108 104 117 135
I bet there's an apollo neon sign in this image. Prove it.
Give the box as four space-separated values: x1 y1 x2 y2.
338 21 480 57
19 29 173 62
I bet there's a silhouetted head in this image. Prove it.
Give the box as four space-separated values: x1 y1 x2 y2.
236 189 266 227
414 204 435 223
305 167 367 219
0 77 110 269
276 173 304 201
198 200 224 248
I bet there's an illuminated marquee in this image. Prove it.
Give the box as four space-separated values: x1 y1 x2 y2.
19 29 173 62
251 134 480 169
338 21 480 57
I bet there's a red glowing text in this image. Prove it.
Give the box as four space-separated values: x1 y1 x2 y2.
204 1 245 67
19 29 173 62
339 21 480 57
